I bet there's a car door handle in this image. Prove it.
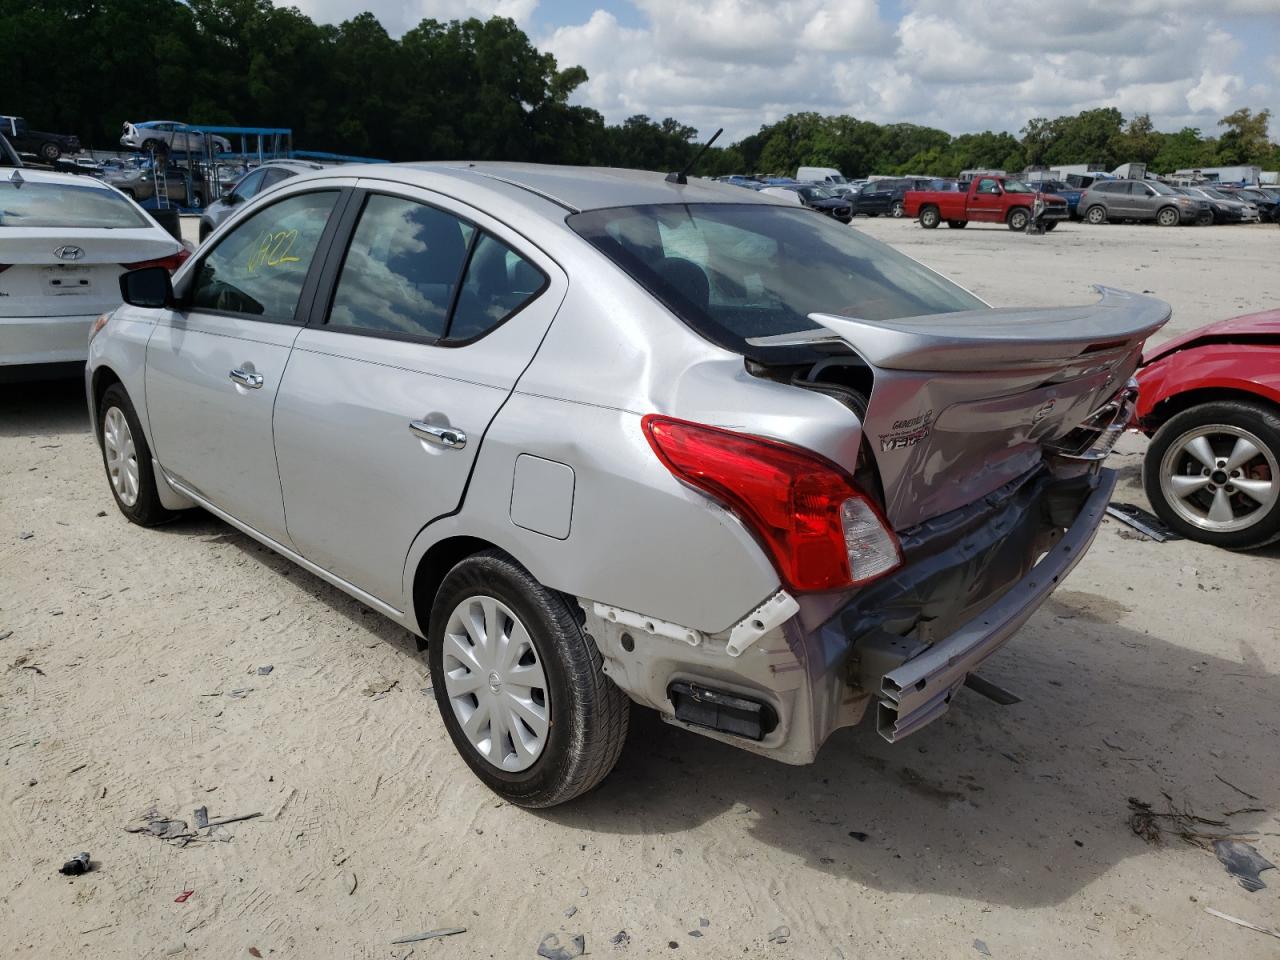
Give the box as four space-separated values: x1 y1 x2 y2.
229 368 264 389
409 420 466 450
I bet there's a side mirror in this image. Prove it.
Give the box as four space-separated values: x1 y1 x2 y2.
119 266 173 308
225 190 243 204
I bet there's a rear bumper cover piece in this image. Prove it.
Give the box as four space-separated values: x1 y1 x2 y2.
874 468 1115 741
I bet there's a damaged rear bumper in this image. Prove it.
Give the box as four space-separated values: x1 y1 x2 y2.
875 469 1115 740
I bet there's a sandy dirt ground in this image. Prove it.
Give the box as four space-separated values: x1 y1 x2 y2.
2 219 1278 960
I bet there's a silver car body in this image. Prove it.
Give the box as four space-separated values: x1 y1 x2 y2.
197 160 324 240
120 121 232 156
87 163 1167 763
1 169 183 372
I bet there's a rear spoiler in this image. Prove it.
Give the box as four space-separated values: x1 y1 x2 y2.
746 286 1171 372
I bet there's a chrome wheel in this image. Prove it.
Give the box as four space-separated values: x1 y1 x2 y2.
103 406 140 507
441 595 550 772
1159 424 1278 533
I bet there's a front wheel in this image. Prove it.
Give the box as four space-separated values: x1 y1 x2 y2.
1007 207 1030 231
1144 400 1280 550
1156 206 1181 227
428 550 629 807
890 200 905 218
98 384 178 526
1085 205 1107 225
918 206 941 229
39 142 61 161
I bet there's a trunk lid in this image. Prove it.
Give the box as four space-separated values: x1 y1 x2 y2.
751 286 1170 528
0 228 180 318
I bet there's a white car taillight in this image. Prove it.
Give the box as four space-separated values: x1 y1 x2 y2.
841 498 903 582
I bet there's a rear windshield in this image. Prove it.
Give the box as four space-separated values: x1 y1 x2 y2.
568 203 984 354
0 181 149 228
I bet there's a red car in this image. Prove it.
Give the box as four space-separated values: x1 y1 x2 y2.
1134 309 1280 549
904 175 1069 231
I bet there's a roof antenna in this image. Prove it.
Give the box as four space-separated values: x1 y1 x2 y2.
666 128 723 185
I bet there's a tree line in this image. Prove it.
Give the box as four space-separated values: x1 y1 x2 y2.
3 0 1276 179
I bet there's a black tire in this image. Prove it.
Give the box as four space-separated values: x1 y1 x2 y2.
1007 207 1030 231
427 550 629 807
39 142 61 161
1085 205 1107 225
1199 210 1216 226
946 219 967 229
1043 221 1058 231
98 383 178 527
141 138 162 154
866 212 879 218
1143 400 1280 550
918 206 940 229
890 199 905 218
1156 206 1180 227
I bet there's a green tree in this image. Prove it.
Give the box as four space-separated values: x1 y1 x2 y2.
1217 108 1273 165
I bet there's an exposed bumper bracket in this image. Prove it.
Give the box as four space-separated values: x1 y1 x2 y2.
875 469 1116 742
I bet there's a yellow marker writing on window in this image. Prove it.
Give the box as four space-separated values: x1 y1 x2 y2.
247 229 301 273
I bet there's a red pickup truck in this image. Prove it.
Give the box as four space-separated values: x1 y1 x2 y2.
903 176 1069 231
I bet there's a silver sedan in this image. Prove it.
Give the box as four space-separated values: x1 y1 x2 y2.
87 163 1166 805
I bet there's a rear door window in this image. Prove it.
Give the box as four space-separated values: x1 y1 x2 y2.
449 234 547 342
189 190 338 322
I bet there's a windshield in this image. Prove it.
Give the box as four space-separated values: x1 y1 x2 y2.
800 186 834 200
1147 181 1176 196
567 203 985 356
0 181 150 228
1201 187 1230 200
1002 179 1033 194
828 175 847 184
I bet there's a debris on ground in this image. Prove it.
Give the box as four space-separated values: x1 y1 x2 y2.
1215 774 1259 801
249 949 262 958
228 688 253 699
58 852 91 876
848 831 868 842
1106 503 1182 542
390 928 466 945
687 930 702 938
609 930 630 947
174 890 194 903
0 630 12 641
1213 839 1276 892
699 918 709 928
536 932 584 959
18 531 34 540
257 665 273 675
973 939 992 956
1127 794 1239 847
342 872 357 896
125 807 262 846
768 925 790 944
363 677 399 697
563 905 577 918
1205 907 1280 941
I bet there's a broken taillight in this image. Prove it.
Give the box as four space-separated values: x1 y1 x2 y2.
642 415 902 593
122 249 190 274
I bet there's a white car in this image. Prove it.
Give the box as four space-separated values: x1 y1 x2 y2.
1 168 188 379
120 121 232 156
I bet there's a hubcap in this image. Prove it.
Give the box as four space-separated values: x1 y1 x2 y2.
102 406 140 507
442 595 549 772
1160 424 1277 533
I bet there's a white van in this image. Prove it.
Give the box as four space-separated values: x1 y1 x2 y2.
796 166 847 185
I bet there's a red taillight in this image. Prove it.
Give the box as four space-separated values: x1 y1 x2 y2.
122 248 190 273
642 415 902 593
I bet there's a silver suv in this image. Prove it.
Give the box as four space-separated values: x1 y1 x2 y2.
198 160 324 240
1080 179 1206 226
88 163 1165 806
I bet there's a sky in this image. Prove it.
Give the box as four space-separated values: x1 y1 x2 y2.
290 0 1280 142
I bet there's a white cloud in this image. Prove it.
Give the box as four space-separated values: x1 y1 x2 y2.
543 0 1278 143
291 0 537 36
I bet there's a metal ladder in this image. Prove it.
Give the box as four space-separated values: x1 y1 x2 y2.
149 149 171 208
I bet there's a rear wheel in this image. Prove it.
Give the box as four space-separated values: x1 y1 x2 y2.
1085 205 1107 225
1007 207 1030 231
1144 400 1280 550
98 384 177 527
890 199 905 218
428 550 629 807
946 219 967 229
39 142 61 162
1156 206 1180 227
919 206 941 229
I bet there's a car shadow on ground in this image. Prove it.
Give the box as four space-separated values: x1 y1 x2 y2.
0 377 89 437
175 513 1279 910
